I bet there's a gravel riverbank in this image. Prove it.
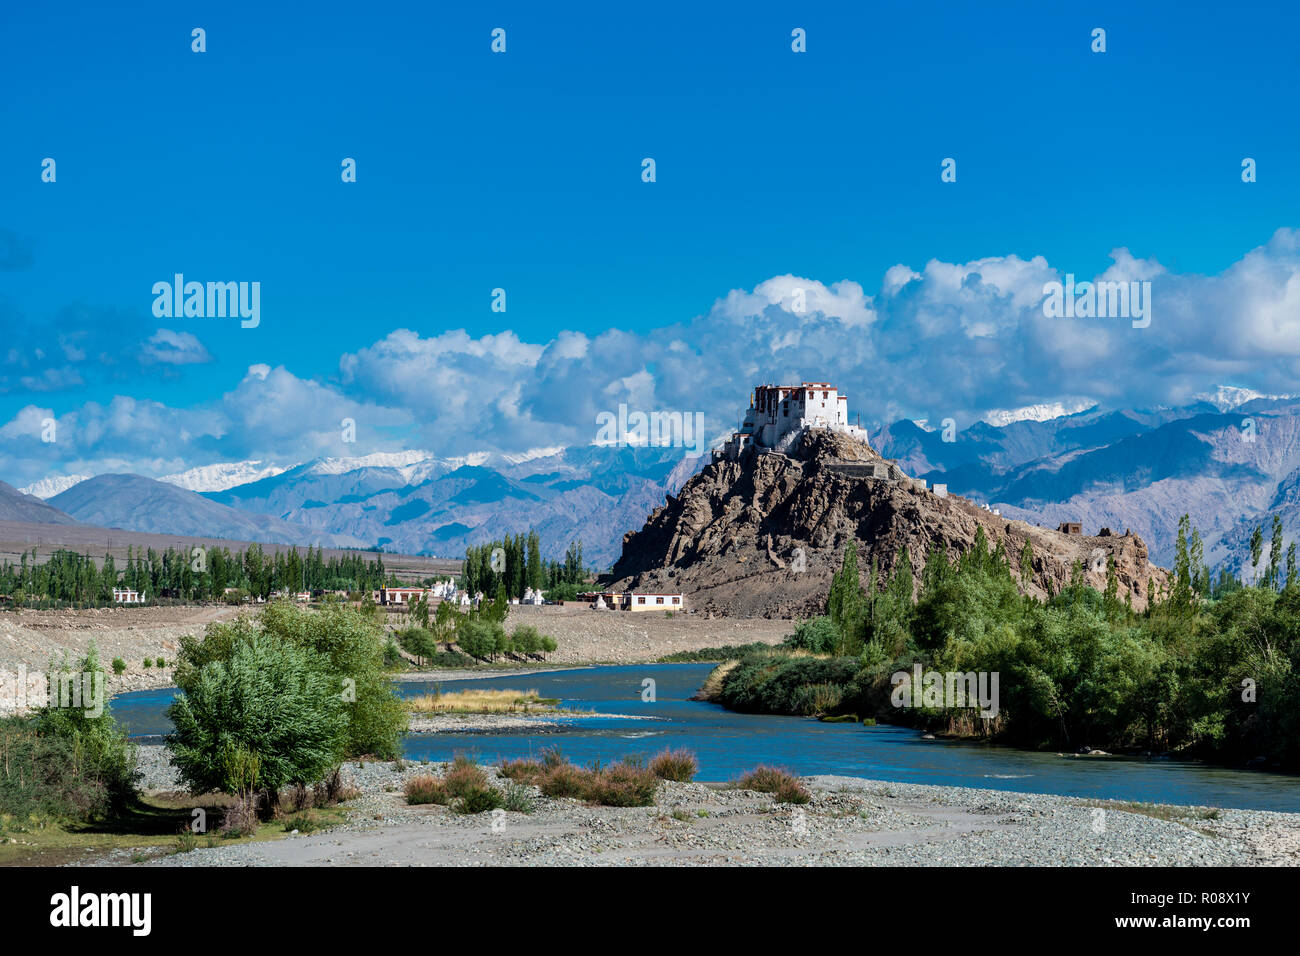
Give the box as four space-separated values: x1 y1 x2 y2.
125 746 1300 867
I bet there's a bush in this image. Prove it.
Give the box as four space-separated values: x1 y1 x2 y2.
142 658 152 669
455 783 504 814
501 782 534 813
784 616 839 653
649 748 698 782
536 761 589 799
166 635 348 798
773 777 812 804
405 774 450 805
457 619 505 661
111 658 126 675
179 603 409 761
733 765 810 803
718 652 860 716
582 761 660 807
155 657 166 668
396 627 438 666
219 792 260 837
657 643 774 663
0 645 139 823
510 624 542 656
442 755 490 799
498 757 545 781
0 717 119 823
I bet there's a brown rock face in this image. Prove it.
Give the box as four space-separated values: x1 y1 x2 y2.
610 429 1170 618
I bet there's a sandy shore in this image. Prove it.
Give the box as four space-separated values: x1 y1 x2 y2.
122 751 1300 867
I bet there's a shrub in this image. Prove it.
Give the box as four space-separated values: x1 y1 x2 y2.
179 603 409 761
397 627 438 666
717 652 860 716
111 658 126 675
0 645 139 823
457 619 505 661
790 682 844 716
282 813 319 833
155 657 166 668
733 766 811 803
510 624 542 657
501 782 534 813
784 615 839 653
219 792 260 837
166 635 348 798
735 765 798 793
405 775 450 805
773 777 812 804
442 755 490 799
582 761 660 807
142 658 152 669
172 832 198 854
455 784 504 814
649 748 698 782
537 761 588 799
499 757 545 782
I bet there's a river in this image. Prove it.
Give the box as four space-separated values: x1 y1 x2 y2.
111 662 1300 812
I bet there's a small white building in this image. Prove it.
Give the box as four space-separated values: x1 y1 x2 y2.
522 587 544 605
112 587 144 604
626 592 683 611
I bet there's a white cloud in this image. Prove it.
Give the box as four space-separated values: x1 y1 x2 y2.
10 231 1300 486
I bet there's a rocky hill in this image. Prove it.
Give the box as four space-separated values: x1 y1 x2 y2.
610 429 1170 617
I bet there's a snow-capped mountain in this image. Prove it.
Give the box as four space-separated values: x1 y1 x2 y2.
983 400 1096 427
19 474 91 499
1196 385 1296 412
160 460 292 493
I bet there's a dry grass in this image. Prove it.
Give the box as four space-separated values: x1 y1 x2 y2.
697 660 740 701
406 688 558 714
497 748 664 807
649 748 698 782
732 766 812 804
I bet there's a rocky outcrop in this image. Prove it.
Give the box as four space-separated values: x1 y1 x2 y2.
610 429 1170 617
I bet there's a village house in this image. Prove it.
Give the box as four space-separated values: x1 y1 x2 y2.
371 586 427 606
582 590 684 611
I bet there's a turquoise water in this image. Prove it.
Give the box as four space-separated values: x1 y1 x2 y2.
113 662 1300 812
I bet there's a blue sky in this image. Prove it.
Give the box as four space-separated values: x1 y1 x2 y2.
2 0 1300 484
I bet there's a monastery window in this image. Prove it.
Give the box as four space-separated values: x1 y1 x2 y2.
656 596 664 604
672 596 681 604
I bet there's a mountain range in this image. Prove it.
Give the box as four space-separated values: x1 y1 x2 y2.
12 397 1300 573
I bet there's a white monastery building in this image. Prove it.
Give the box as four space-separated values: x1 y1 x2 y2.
719 382 871 461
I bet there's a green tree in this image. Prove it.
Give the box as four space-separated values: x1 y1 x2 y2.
167 635 347 801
